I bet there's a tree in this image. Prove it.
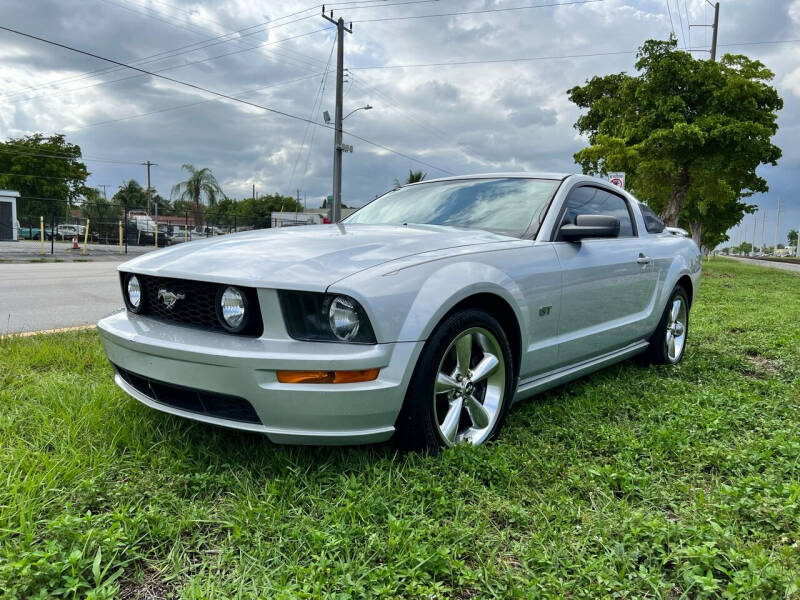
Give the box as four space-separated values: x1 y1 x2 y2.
393 170 427 189
81 188 122 242
112 180 148 210
567 37 783 248
788 229 798 248
204 193 302 228
0 133 91 222
170 164 224 226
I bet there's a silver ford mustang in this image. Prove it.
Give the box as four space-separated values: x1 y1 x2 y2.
98 173 701 450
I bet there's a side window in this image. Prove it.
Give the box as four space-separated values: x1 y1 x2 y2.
639 203 665 233
561 186 634 237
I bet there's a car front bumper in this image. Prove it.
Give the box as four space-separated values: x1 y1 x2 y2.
97 310 424 445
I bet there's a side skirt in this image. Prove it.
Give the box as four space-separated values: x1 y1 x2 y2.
513 340 649 402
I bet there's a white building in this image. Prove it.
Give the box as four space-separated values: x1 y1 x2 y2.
0 190 19 241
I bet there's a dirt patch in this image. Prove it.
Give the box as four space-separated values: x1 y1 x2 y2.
119 567 178 600
704 272 733 279
744 355 782 379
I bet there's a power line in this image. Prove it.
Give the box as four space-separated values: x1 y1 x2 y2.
2 0 446 100
0 172 86 180
674 0 687 49
352 0 607 22
348 72 450 139
0 24 453 174
10 27 334 104
1 9 324 100
286 39 337 195
685 0 691 49
665 0 676 37
351 49 634 69
0 148 141 165
63 72 330 133
351 38 800 70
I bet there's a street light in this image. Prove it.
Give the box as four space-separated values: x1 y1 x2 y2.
326 103 373 223
343 104 372 120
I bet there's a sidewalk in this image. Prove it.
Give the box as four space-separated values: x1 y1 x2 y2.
0 240 156 263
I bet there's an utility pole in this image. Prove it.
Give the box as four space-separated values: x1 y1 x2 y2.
98 184 109 200
751 212 757 256
774 197 781 253
142 161 157 215
323 5 352 223
252 183 256 201
710 2 720 61
761 208 767 254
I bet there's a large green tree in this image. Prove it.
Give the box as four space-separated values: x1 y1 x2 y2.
0 133 91 222
170 164 224 226
567 38 782 247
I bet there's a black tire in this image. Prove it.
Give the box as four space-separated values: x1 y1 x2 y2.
394 308 515 452
643 285 690 365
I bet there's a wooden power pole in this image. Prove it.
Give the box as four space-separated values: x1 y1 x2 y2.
322 5 352 224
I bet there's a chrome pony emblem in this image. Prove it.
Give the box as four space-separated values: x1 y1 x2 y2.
157 288 185 310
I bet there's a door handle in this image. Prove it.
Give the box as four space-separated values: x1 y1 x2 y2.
637 254 652 265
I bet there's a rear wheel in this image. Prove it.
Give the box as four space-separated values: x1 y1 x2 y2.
395 308 515 452
644 285 690 365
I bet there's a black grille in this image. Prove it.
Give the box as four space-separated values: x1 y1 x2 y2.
122 273 263 336
115 365 262 424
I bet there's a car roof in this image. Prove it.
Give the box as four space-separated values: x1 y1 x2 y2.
414 172 572 185
404 172 642 200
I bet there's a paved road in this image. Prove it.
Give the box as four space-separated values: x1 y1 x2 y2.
728 256 800 274
1 261 124 334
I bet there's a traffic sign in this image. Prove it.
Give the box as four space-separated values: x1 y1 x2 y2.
608 172 625 189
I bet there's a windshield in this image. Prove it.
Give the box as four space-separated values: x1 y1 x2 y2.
344 177 559 238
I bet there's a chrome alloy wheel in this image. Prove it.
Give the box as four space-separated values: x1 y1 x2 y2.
433 327 505 446
666 296 687 362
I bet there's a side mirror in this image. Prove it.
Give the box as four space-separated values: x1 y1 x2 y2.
559 214 620 240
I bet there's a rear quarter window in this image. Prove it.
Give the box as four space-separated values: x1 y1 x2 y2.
639 204 665 234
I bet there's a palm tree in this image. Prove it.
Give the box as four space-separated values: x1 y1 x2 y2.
170 164 224 226
393 169 427 189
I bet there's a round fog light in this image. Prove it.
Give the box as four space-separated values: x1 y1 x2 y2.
219 286 247 331
127 275 142 311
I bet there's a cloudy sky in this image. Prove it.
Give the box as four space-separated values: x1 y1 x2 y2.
1 0 798 245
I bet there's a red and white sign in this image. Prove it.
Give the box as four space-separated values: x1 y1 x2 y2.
608 172 625 189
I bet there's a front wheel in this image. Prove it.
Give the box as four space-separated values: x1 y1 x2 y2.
644 285 690 365
395 308 515 452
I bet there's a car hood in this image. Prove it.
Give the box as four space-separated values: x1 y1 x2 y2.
119 223 518 290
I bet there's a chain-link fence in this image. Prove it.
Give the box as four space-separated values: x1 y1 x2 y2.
11 198 304 255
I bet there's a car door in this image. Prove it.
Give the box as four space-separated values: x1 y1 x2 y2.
552 185 657 366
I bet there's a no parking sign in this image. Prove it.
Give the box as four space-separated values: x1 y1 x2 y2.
608 172 625 189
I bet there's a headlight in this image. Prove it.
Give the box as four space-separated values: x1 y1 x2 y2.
278 291 376 344
125 274 143 313
328 296 361 341
217 286 248 332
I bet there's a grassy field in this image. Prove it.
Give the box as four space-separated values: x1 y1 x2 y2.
1 258 798 599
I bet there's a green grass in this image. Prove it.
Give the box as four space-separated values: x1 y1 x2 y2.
1 259 799 599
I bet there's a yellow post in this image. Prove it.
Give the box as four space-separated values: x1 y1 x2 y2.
39 216 44 255
82 219 90 255
184 223 188 243
119 220 123 254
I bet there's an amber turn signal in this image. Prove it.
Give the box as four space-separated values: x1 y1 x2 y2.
276 368 380 384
